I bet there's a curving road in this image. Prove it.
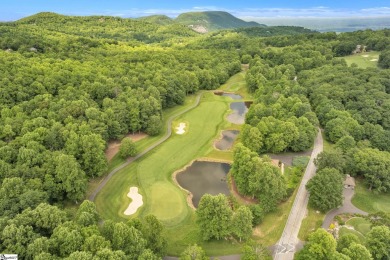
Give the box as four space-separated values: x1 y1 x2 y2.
322 188 368 229
89 93 203 201
274 129 323 260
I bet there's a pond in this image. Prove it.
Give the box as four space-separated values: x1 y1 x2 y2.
227 102 250 125
215 130 240 150
175 161 231 207
217 92 243 100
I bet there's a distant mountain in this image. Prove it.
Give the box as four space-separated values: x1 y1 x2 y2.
175 11 265 33
137 15 174 25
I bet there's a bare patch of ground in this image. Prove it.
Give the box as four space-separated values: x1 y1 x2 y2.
370 58 378 61
124 186 143 215
267 150 312 167
105 133 147 161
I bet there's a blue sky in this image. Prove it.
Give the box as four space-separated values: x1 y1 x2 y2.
1 0 390 21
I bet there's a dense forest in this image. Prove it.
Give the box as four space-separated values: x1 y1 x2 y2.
0 11 390 259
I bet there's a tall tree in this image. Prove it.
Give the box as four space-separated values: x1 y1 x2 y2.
141 215 167 257
366 226 390 260
196 194 232 241
54 153 87 202
341 243 373 260
111 222 146 257
119 137 137 158
231 206 253 242
241 240 271 260
306 168 344 212
295 228 338 260
75 200 99 226
180 244 208 260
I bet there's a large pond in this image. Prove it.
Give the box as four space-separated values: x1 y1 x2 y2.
175 161 231 207
215 130 240 150
227 102 250 125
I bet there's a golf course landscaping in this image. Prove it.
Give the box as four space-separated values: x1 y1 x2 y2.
95 92 229 223
344 51 380 68
93 69 255 255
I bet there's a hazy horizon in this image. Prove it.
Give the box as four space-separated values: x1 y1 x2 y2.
2 1 390 32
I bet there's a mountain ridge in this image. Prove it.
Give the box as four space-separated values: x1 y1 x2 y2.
175 11 265 33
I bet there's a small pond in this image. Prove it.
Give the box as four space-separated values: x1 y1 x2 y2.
214 92 243 100
227 102 250 125
215 130 240 150
175 161 231 207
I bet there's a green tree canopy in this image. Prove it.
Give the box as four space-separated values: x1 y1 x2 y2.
119 137 137 158
196 194 233 241
180 244 208 260
306 168 344 212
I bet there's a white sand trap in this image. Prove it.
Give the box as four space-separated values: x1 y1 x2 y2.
176 123 186 135
362 55 369 57
370 59 378 61
124 187 143 215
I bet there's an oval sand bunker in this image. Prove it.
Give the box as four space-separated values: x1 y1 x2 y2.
176 122 186 134
124 187 143 215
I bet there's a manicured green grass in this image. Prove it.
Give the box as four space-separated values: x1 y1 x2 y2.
86 95 198 199
219 69 253 100
352 179 390 214
95 71 258 256
346 217 371 236
344 51 380 69
298 207 326 241
339 227 366 243
95 94 228 225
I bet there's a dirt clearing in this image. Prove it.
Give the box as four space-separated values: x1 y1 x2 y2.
105 133 147 161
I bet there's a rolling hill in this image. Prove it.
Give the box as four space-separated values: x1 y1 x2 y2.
137 15 174 25
175 11 265 33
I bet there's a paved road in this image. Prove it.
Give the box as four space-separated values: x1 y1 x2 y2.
274 129 323 260
89 93 203 201
322 188 368 229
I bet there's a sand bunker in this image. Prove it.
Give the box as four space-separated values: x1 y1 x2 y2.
370 59 378 61
362 55 369 57
124 187 143 215
176 123 186 134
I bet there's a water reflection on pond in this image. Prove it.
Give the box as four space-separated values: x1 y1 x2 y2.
175 161 230 207
215 130 239 150
227 102 250 125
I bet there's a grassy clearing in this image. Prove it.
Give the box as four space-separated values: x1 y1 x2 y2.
253 188 297 246
352 179 390 214
322 132 336 153
346 217 371 236
344 51 380 69
298 207 326 240
339 227 366 243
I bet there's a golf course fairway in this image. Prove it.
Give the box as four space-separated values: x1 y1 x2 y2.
95 92 229 225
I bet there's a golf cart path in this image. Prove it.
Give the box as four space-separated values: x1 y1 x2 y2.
89 93 203 201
